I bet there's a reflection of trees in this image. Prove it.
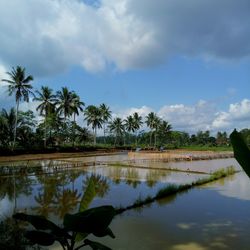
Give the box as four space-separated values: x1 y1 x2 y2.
0 174 33 213
125 169 141 188
146 169 169 188
108 167 123 184
83 174 110 198
54 189 81 219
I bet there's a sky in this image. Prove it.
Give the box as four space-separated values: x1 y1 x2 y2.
0 0 250 134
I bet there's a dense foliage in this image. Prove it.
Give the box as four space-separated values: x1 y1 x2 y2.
1 66 248 154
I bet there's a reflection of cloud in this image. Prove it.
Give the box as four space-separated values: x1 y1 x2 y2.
0 197 13 218
171 242 207 250
215 172 250 201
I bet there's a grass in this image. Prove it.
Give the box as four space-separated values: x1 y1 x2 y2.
115 166 237 215
180 145 233 152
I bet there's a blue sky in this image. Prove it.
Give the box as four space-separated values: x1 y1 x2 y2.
0 0 250 133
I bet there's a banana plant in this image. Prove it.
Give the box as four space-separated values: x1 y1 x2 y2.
230 129 250 178
13 205 115 250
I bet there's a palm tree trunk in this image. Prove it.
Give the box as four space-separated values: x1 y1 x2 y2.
13 100 19 149
94 127 96 145
44 114 47 148
73 113 76 147
150 130 152 147
154 131 157 149
103 123 106 144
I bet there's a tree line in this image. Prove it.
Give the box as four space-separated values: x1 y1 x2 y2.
0 66 244 153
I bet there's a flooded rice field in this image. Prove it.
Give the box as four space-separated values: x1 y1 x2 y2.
0 153 250 249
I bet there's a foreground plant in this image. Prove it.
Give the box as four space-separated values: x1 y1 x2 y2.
13 205 116 250
230 129 250 178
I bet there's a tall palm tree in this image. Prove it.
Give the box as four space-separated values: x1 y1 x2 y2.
71 93 85 146
124 115 135 144
145 112 157 147
100 103 112 143
33 86 56 147
132 112 143 146
84 105 103 145
109 117 125 145
55 87 74 123
2 66 34 147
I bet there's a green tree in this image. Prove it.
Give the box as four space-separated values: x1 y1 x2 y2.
109 117 125 145
145 112 158 147
99 103 112 144
71 93 85 146
132 112 143 146
84 105 103 145
2 66 34 148
124 115 135 144
34 86 56 147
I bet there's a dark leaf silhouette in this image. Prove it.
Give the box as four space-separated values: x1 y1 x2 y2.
83 239 112 250
25 231 55 246
230 129 250 177
64 205 115 235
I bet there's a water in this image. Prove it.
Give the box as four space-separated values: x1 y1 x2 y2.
0 154 249 249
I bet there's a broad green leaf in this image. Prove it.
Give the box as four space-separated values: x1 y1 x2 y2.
79 177 96 212
76 176 97 242
64 205 115 234
93 227 115 238
25 230 55 246
13 213 71 240
84 239 112 250
230 129 250 178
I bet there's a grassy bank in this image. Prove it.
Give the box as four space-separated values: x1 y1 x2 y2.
116 166 237 214
179 145 232 151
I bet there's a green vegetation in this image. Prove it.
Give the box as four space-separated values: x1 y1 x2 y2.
116 166 237 214
1 65 247 156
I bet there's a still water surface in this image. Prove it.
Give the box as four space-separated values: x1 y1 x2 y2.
0 154 249 249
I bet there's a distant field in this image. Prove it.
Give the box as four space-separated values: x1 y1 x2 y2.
179 145 233 152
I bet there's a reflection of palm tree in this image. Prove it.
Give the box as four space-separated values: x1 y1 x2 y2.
33 192 56 217
83 174 109 198
125 169 141 188
54 189 81 219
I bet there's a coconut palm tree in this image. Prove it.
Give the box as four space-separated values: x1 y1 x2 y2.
109 117 125 145
2 66 34 148
124 115 135 144
84 105 103 145
55 87 74 123
100 103 112 143
145 112 158 147
132 112 143 146
71 93 85 146
33 86 56 147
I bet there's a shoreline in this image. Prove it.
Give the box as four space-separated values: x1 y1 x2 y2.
0 149 234 164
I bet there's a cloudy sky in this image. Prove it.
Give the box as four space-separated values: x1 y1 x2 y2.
0 0 250 134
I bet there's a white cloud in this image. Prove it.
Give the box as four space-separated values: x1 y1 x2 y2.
113 99 250 134
212 99 250 130
0 0 250 75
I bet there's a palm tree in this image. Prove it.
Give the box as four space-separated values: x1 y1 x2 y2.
2 66 34 147
84 105 103 145
124 115 135 144
145 112 157 147
100 103 112 143
33 86 56 147
109 117 125 145
132 112 143 146
71 93 85 146
55 87 75 144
